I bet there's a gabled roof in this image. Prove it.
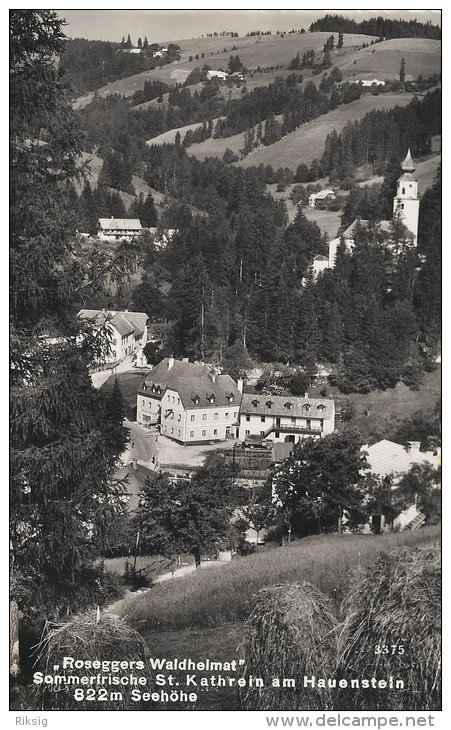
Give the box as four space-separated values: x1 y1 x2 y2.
342 219 370 239
111 313 135 337
118 311 149 337
310 189 335 200
240 394 334 419
139 358 209 393
314 255 329 262
363 439 435 478
98 218 142 231
78 309 145 337
173 374 241 410
139 359 241 409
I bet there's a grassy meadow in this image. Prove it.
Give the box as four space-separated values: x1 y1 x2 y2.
118 526 440 632
237 92 417 171
73 31 373 107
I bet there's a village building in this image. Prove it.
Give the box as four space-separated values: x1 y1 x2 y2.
362 439 440 532
136 357 242 444
308 188 336 208
207 70 228 81
77 309 149 363
97 218 143 242
238 393 335 445
147 227 178 248
116 47 142 55
357 78 386 86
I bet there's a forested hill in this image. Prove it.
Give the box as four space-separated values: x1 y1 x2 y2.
309 14 441 40
60 38 180 96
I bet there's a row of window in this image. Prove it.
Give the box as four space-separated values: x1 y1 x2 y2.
162 425 219 438
188 411 237 422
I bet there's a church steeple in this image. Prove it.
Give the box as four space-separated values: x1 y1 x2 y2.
401 148 416 174
393 149 419 245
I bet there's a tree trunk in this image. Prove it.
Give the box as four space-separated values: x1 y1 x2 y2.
10 600 20 677
337 510 342 535
255 529 259 549
193 547 201 569
287 522 292 545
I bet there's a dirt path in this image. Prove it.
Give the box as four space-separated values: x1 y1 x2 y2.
105 559 229 617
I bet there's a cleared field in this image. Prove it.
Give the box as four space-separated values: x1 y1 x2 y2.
185 131 246 162
130 82 204 111
335 37 441 82
146 117 222 146
236 92 417 171
73 32 372 108
119 526 440 632
303 207 342 239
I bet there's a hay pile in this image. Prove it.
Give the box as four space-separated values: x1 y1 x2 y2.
337 544 441 711
242 582 338 711
35 610 152 710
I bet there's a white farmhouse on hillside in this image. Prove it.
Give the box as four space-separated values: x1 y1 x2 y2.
207 70 228 81
308 189 336 208
97 218 143 242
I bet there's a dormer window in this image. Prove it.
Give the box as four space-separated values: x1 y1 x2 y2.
252 399 259 407
227 393 235 403
156 386 161 395
142 383 147 391
192 395 200 405
208 394 216 404
284 402 293 410
317 404 325 412
266 400 273 409
303 403 311 412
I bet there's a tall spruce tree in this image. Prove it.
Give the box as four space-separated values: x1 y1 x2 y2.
10 11 127 619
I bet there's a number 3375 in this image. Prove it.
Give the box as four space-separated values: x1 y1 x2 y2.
375 645 404 655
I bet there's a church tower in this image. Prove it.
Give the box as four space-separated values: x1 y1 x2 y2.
393 148 419 245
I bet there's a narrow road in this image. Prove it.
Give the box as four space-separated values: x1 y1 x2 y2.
123 418 160 466
105 560 229 617
90 354 137 389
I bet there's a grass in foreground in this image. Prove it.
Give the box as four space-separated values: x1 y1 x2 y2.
119 526 440 632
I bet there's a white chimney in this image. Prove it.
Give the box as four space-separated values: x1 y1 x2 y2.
167 357 175 370
304 392 309 399
182 357 189 363
237 378 244 393
210 372 216 383
406 441 421 454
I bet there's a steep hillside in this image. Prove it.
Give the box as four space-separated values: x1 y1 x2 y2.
235 92 418 171
77 151 165 208
145 118 223 146
334 37 441 82
73 31 372 108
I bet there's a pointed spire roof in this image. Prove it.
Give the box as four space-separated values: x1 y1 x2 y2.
401 148 416 173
